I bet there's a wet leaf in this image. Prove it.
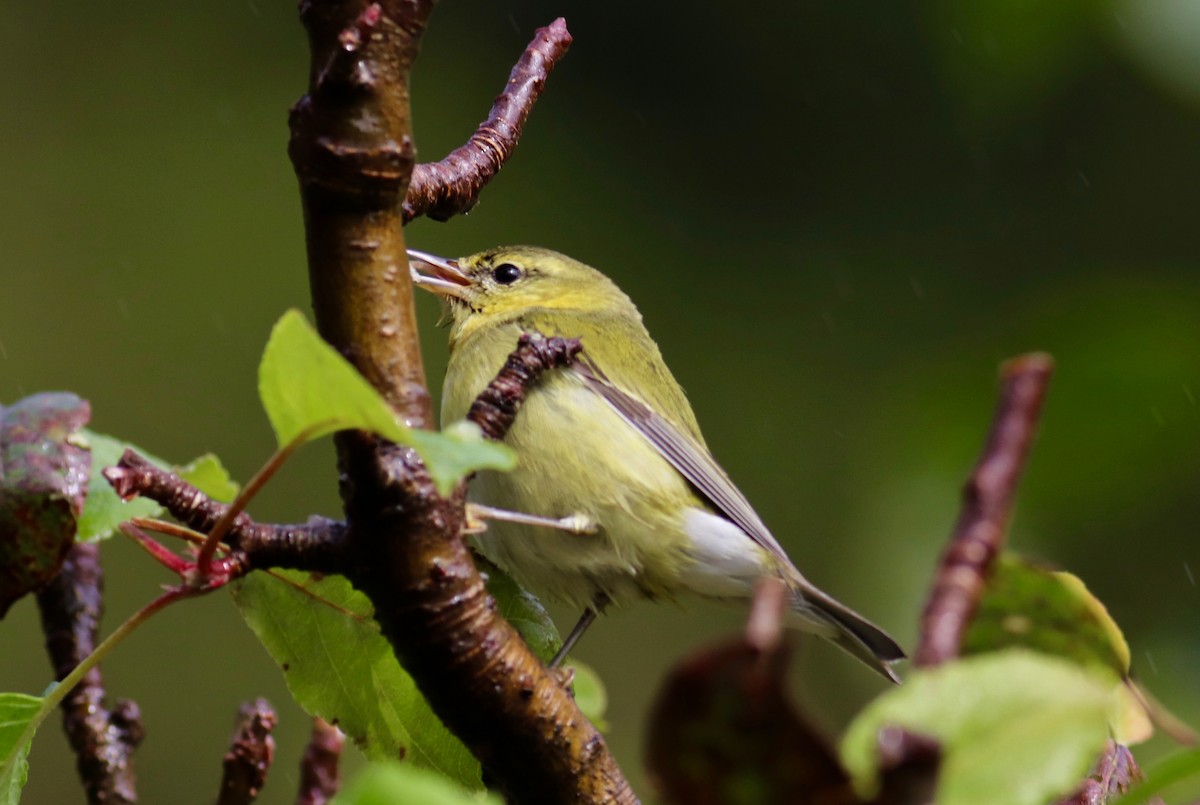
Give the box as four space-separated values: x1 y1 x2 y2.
0 393 90 616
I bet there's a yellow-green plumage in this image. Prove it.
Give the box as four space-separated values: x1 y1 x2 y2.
414 245 903 681
440 252 722 606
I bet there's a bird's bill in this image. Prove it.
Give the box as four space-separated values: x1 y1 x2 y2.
407 248 472 299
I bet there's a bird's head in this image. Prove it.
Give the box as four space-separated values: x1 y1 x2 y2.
409 245 637 340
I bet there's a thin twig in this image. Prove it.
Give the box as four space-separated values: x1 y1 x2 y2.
913 353 1055 667
104 451 351 573
295 717 344 805
36 542 142 805
466 333 582 440
216 699 277 805
403 18 573 223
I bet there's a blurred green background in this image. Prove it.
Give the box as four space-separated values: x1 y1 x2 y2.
3 0 1199 801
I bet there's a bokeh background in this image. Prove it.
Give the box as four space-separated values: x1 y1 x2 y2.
3 1 1200 801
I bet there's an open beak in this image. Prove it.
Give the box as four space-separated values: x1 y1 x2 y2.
407 249 472 299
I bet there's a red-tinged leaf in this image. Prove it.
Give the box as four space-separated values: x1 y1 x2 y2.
0 392 91 617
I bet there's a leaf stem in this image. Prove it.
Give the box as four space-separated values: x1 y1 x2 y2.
14 588 188 769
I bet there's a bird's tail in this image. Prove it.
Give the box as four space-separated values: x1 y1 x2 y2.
786 581 905 684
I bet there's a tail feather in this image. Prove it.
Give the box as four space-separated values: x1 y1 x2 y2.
788 583 905 684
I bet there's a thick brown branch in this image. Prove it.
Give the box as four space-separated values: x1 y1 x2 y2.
353 442 635 803
36 542 142 805
216 699 277 805
290 0 431 427
289 3 634 802
914 353 1054 667
104 451 350 572
295 717 343 805
403 18 573 223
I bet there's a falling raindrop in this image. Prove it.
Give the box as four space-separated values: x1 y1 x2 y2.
909 276 925 301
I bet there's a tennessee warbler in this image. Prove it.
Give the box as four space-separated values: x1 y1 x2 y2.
409 246 904 681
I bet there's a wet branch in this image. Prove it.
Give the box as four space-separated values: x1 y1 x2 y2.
104 451 351 573
402 18 573 223
36 542 143 805
913 353 1054 667
288 3 632 799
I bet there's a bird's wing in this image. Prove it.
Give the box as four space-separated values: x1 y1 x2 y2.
571 357 794 568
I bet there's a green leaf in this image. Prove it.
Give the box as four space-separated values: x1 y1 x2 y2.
0 693 43 805
75 431 166 542
410 424 515 499
176 454 239 503
840 649 1116 805
76 432 238 542
230 570 481 788
478 555 610 728
477 554 560 663
257 310 513 494
965 553 1129 673
258 310 412 447
568 661 608 731
963 553 1181 745
333 761 502 805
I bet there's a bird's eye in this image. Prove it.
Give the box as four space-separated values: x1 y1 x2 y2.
492 263 523 285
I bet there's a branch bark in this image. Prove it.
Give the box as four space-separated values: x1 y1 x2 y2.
914 352 1054 667
216 699 276 805
403 18 573 223
37 542 143 805
295 718 343 805
287 4 634 801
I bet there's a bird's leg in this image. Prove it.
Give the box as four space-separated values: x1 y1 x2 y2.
549 593 610 668
467 503 598 536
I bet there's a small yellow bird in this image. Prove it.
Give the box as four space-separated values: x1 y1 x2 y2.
409 246 904 681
